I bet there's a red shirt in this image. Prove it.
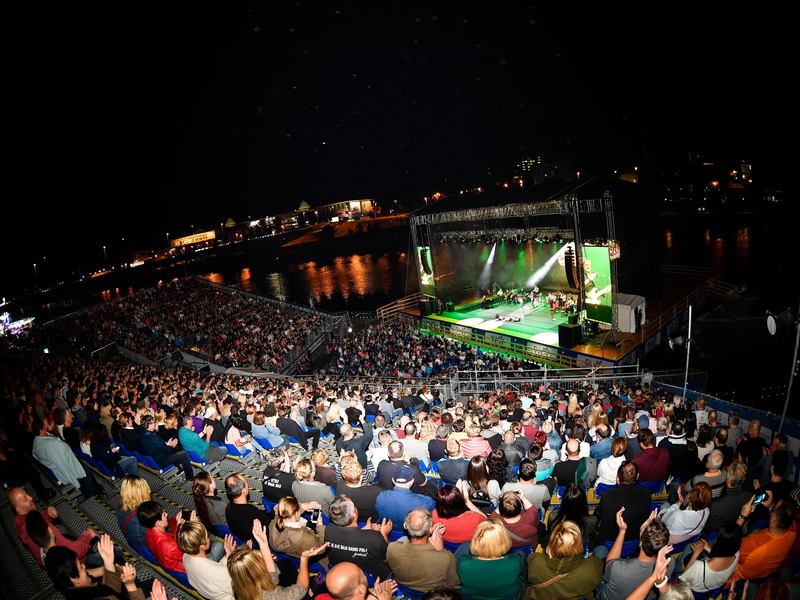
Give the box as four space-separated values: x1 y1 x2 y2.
15 511 94 567
432 509 486 543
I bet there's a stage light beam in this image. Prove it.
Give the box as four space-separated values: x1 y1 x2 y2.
525 242 573 288
476 242 497 291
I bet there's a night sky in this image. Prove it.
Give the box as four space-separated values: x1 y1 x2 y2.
5 1 790 299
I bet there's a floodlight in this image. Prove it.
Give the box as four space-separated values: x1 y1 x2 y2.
766 309 797 336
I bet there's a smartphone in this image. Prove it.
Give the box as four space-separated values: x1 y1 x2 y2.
752 492 767 505
311 508 320 523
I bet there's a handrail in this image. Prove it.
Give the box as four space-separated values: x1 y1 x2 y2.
376 292 426 322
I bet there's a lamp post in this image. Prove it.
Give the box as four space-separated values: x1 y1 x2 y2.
768 302 800 433
103 246 107 262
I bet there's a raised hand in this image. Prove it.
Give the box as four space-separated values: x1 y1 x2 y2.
97 534 116 570
252 519 269 547
639 508 659 536
429 522 445 551
373 577 398 600
300 542 330 558
615 507 627 531
120 562 137 584
224 534 237 556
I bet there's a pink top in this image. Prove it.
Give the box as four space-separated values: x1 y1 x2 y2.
432 509 487 543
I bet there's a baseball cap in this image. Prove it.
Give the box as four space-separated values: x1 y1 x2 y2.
393 465 414 484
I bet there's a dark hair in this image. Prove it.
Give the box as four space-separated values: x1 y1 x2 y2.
640 518 669 557
709 522 743 558
486 448 508 483
497 491 524 519
772 450 789 478
695 424 711 447
549 484 588 530
518 458 537 482
192 471 217 534
26 510 51 548
618 460 638 485
137 500 164 529
465 456 491 497
638 428 655 447
420 585 463 600
774 499 798 530
45 546 80 590
435 485 470 519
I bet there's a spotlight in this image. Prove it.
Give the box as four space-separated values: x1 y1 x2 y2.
767 309 797 336
669 335 687 350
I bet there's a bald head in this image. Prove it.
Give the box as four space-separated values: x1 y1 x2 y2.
8 487 37 516
340 424 353 439
566 438 581 459
326 562 368 600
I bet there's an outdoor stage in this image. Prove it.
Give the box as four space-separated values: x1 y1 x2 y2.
402 293 646 367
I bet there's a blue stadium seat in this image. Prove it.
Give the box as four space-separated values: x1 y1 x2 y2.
593 483 614 498
602 538 639 558
396 583 425 599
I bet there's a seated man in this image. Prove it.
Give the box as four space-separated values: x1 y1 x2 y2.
553 438 583 487
10 487 97 567
375 466 435 533
31 418 100 498
501 458 554 510
336 461 383 523
225 473 272 543
681 449 727 499
399 423 430 465
733 495 797 585
386 508 459 592
178 415 228 464
376 441 426 490
632 428 670 484
325 495 392 580
261 449 296 504
276 405 320 451
437 439 469 485
600 509 673 600
593 461 652 555
139 415 195 481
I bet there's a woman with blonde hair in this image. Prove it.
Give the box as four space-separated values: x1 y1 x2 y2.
291 458 334 516
227 519 327 600
419 418 437 443
526 520 603 600
456 519 526 600
268 496 328 568
116 474 152 547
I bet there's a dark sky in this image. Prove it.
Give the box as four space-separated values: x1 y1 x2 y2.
5 1 790 299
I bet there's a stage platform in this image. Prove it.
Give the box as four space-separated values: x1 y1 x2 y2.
402 295 653 368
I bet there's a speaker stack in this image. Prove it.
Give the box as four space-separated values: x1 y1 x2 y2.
558 323 582 348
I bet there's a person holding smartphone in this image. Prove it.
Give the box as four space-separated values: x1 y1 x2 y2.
268 496 329 569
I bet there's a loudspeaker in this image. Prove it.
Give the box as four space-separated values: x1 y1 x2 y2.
568 314 578 325
558 323 582 349
446 301 455 312
419 299 433 316
450 291 462 305
564 246 577 289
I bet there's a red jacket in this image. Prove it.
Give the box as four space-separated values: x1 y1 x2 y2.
633 446 670 482
146 528 185 572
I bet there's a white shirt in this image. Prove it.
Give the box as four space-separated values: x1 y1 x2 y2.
184 554 233 600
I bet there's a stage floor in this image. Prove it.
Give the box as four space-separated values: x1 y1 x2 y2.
407 297 638 363
432 300 570 346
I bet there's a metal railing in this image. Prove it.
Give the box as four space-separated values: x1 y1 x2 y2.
376 292 426 322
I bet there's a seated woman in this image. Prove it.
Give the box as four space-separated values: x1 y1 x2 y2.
89 422 139 478
193 470 227 536
659 481 712 545
460 424 492 459
491 491 540 552
116 474 152 548
432 484 487 544
225 414 268 458
678 522 741 594
487 448 512 488
177 520 236 600
334 450 376 486
228 520 328 600
595 437 628 486
45 534 150 600
311 449 337 487
541 484 597 549
526 521 603 600
291 458 335 517
138 500 223 572
268 496 329 568
457 519 526 600
457 455 502 511
252 411 290 450
157 413 181 447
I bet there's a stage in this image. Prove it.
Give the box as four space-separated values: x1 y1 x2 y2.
402 293 649 368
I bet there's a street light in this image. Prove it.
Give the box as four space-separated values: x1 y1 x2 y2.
103 246 107 262
767 305 800 433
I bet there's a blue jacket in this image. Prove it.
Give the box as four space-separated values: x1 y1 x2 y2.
140 430 176 467
375 487 435 531
590 436 614 462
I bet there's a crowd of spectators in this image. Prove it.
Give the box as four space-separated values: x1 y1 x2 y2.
326 322 545 379
38 278 327 369
2 343 798 600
